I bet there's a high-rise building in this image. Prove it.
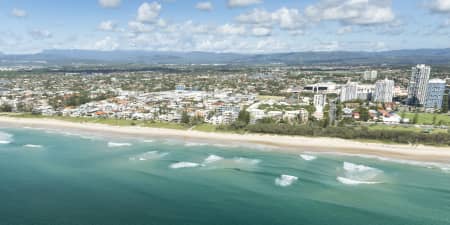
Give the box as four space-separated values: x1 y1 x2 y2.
425 79 446 110
340 82 358 102
408 64 431 106
363 70 378 81
356 84 375 101
313 94 327 110
373 78 395 103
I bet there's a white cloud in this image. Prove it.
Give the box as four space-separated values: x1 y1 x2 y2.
128 21 154 33
272 7 305 30
217 24 246 35
228 0 262 8
137 2 162 23
252 27 271 36
93 36 119 51
99 0 121 8
29 29 52 39
236 8 272 25
11 8 27 17
196 2 213 11
428 0 450 13
305 0 395 25
236 7 305 30
337 26 352 35
98 20 118 31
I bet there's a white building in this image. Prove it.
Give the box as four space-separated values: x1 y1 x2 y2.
363 70 378 81
408 64 431 106
425 78 446 110
340 82 358 102
373 78 395 103
303 82 338 94
313 94 327 110
357 84 375 101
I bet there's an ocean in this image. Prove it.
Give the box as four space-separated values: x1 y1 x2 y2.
0 127 449 225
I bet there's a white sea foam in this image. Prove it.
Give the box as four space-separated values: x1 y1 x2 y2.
212 143 237 148
184 142 208 147
142 140 154 143
343 162 377 173
129 151 168 161
203 155 224 164
169 162 201 169
275 175 298 187
339 162 383 185
337 176 381 185
300 154 317 161
107 142 132 147
233 157 261 165
0 131 13 144
311 151 450 173
23 144 43 148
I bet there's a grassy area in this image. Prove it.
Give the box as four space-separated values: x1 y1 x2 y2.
2 113 188 130
257 95 285 101
368 124 448 134
192 124 217 132
402 112 450 125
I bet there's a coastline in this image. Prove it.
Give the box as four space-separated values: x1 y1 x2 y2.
1 116 450 163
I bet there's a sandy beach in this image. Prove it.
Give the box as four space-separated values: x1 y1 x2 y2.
1 116 450 163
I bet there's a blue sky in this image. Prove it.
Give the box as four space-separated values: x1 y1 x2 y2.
0 0 450 54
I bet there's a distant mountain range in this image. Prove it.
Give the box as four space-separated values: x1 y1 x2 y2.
1 49 450 66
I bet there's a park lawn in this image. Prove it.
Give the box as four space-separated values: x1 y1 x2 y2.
368 124 448 134
2 113 188 130
192 124 217 132
257 95 285 101
403 112 450 125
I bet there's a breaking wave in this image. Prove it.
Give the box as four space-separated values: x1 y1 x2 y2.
107 142 132 147
184 142 209 147
203 155 224 164
337 177 381 185
275 174 298 187
338 162 383 185
129 151 168 161
169 162 201 169
300 154 317 161
0 131 13 144
23 144 43 148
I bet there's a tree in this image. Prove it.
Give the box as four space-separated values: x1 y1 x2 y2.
237 109 250 125
432 114 437 125
359 107 369 122
181 111 190 124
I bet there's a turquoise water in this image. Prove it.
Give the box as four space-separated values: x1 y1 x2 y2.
1 128 450 225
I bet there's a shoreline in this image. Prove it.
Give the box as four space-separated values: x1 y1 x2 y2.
1 116 450 163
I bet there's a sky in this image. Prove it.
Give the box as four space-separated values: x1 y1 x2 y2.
0 0 450 54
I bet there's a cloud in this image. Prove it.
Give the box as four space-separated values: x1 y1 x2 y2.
236 7 305 30
11 8 27 17
99 0 121 8
428 0 450 13
228 0 262 8
196 2 213 11
217 24 246 35
29 29 52 39
93 36 119 50
305 0 395 25
98 20 118 31
337 26 352 35
251 27 271 36
137 2 162 23
236 8 272 25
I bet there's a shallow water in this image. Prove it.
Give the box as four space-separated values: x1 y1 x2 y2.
0 128 449 225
